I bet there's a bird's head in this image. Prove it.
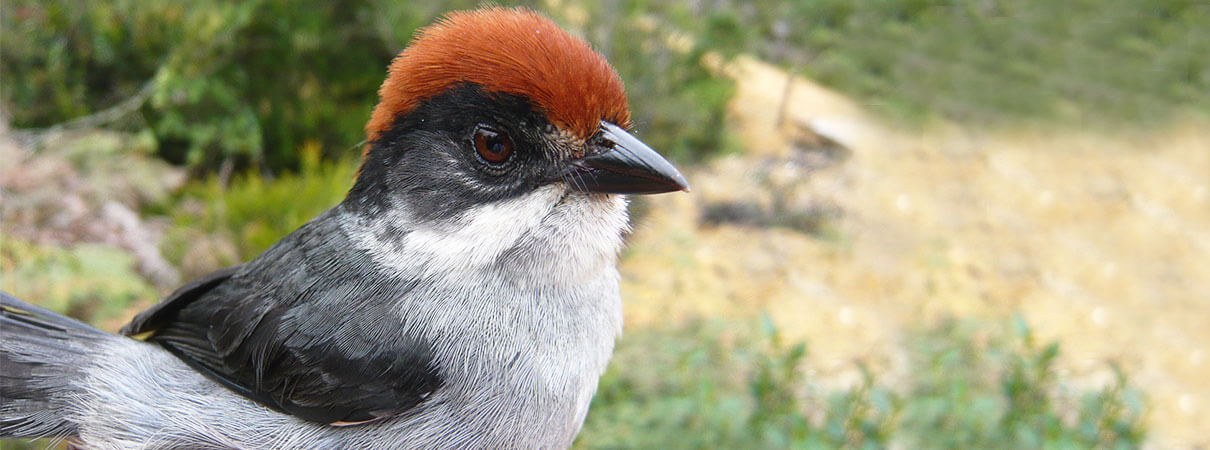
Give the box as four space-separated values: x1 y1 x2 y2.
345 7 688 233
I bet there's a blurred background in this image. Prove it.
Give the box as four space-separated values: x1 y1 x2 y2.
2 0 1207 448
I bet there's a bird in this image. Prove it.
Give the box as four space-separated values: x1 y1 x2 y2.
0 7 688 449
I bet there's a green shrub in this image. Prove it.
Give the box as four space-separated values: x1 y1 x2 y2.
158 144 356 268
1 1 180 128
901 316 1146 449
3 0 734 174
1 0 485 171
576 317 900 449
576 315 1146 449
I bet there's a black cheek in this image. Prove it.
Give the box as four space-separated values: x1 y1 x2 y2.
394 137 481 222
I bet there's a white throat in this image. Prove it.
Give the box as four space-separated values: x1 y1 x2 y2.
343 185 630 288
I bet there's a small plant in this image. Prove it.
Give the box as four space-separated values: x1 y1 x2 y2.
1077 364 1146 448
1000 316 1064 446
746 315 900 449
901 316 1147 449
747 315 810 445
819 364 899 449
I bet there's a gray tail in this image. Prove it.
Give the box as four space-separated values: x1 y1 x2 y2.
1 291 108 439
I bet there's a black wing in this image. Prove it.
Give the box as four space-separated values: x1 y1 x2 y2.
121 215 443 424
122 265 242 337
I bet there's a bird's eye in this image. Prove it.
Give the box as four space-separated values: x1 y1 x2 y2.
473 126 514 165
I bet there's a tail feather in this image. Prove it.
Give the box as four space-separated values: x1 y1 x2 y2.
1 291 108 438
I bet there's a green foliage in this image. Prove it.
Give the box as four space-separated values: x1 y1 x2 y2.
576 317 903 448
140 0 423 169
818 366 898 449
3 0 733 174
1 1 180 126
745 316 899 448
0 239 157 324
1 0 483 171
901 316 1145 449
577 315 1146 449
1077 365 1146 448
158 144 356 267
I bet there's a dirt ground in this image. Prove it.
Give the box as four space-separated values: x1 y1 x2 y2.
620 57 1209 448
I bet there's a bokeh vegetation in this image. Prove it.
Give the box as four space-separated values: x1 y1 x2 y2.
705 0 1209 128
6 0 1206 174
1 240 156 325
155 144 356 270
8 0 1204 447
2 0 733 171
577 316 1144 449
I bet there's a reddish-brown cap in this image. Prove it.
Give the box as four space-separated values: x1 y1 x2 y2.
365 7 630 145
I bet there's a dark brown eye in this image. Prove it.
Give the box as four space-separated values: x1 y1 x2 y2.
473 127 514 165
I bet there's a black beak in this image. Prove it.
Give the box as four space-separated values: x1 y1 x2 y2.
557 121 690 195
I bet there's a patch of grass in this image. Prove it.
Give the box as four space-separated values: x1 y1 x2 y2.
0 239 157 325
576 314 1145 448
